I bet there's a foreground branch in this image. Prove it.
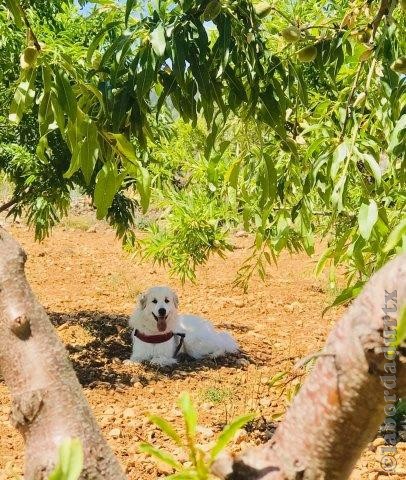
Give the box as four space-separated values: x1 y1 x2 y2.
213 253 406 479
0 227 126 479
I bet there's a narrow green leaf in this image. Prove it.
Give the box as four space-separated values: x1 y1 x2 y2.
150 24 166 57
50 91 66 131
358 200 378 241
125 0 137 26
80 120 99 184
331 142 348 179
384 218 406 252
179 393 197 441
202 0 222 21
94 161 124 219
211 413 255 460
323 282 364 315
362 154 381 186
148 415 182 446
9 68 36 124
54 68 77 121
5 0 23 28
267 372 286 387
48 438 83 480
112 133 137 163
139 443 182 470
315 246 333 276
64 142 82 179
388 115 406 153
225 160 241 189
137 166 151 213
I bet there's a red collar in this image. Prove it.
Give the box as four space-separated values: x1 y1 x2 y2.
134 330 174 344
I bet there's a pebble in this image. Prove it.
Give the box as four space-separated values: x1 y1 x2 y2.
123 407 136 418
104 406 115 415
108 428 121 438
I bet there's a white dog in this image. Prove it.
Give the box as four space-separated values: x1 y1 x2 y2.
129 286 239 366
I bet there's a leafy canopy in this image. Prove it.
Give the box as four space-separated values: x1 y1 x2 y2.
0 0 405 294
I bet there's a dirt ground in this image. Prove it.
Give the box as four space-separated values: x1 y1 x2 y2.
0 215 405 480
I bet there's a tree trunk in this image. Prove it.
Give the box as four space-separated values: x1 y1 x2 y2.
0 227 126 479
213 253 406 479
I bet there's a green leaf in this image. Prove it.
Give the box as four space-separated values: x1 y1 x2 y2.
38 67 55 136
384 218 406 252
150 24 166 57
136 47 155 100
112 133 137 164
267 372 286 387
202 0 222 21
80 120 99 184
54 69 77 121
358 200 378 240
139 443 182 470
9 68 36 124
315 246 333 276
148 415 182 446
64 142 82 179
362 154 381 186
86 21 121 64
94 161 124 219
5 0 23 28
179 393 197 441
225 160 241 189
323 282 364 315
48 438 83 480
331 142 347 179
211 413 254 460
388 115 406 153
50 91 66 131
137 166 151 213
125 0 137 25
38 91 54 135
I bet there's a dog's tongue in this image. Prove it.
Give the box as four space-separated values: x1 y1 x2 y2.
157 318 167 332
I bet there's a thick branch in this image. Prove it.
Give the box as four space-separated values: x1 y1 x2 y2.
213 253 406 479
0 227 126 479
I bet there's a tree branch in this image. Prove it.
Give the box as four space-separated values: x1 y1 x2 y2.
213 253 406 480
0 227 126 479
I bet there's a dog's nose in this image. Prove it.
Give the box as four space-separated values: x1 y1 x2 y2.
158 307 166 316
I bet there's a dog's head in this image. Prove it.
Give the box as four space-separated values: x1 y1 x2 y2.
138 286 179 332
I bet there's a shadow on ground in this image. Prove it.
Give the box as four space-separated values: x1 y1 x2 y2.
48 311 250 390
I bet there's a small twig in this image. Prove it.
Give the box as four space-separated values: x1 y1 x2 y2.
370 0 392 37
14 1 41 51
270 7 295 26
340 63 363 141
0 198 18 214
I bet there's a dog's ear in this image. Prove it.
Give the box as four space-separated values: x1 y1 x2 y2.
173 291 179 308
139 293 147 309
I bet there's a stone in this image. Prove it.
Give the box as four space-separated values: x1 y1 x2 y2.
108 428 121 438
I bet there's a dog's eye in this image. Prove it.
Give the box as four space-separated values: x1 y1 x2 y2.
152 299 158 304
165 298 170 303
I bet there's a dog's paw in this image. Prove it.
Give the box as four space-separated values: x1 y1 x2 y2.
150 357 178 367
208 349 225 359
130 355 146 364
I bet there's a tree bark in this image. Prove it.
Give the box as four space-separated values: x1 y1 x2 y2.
0 227 126 479
213 253 406 480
